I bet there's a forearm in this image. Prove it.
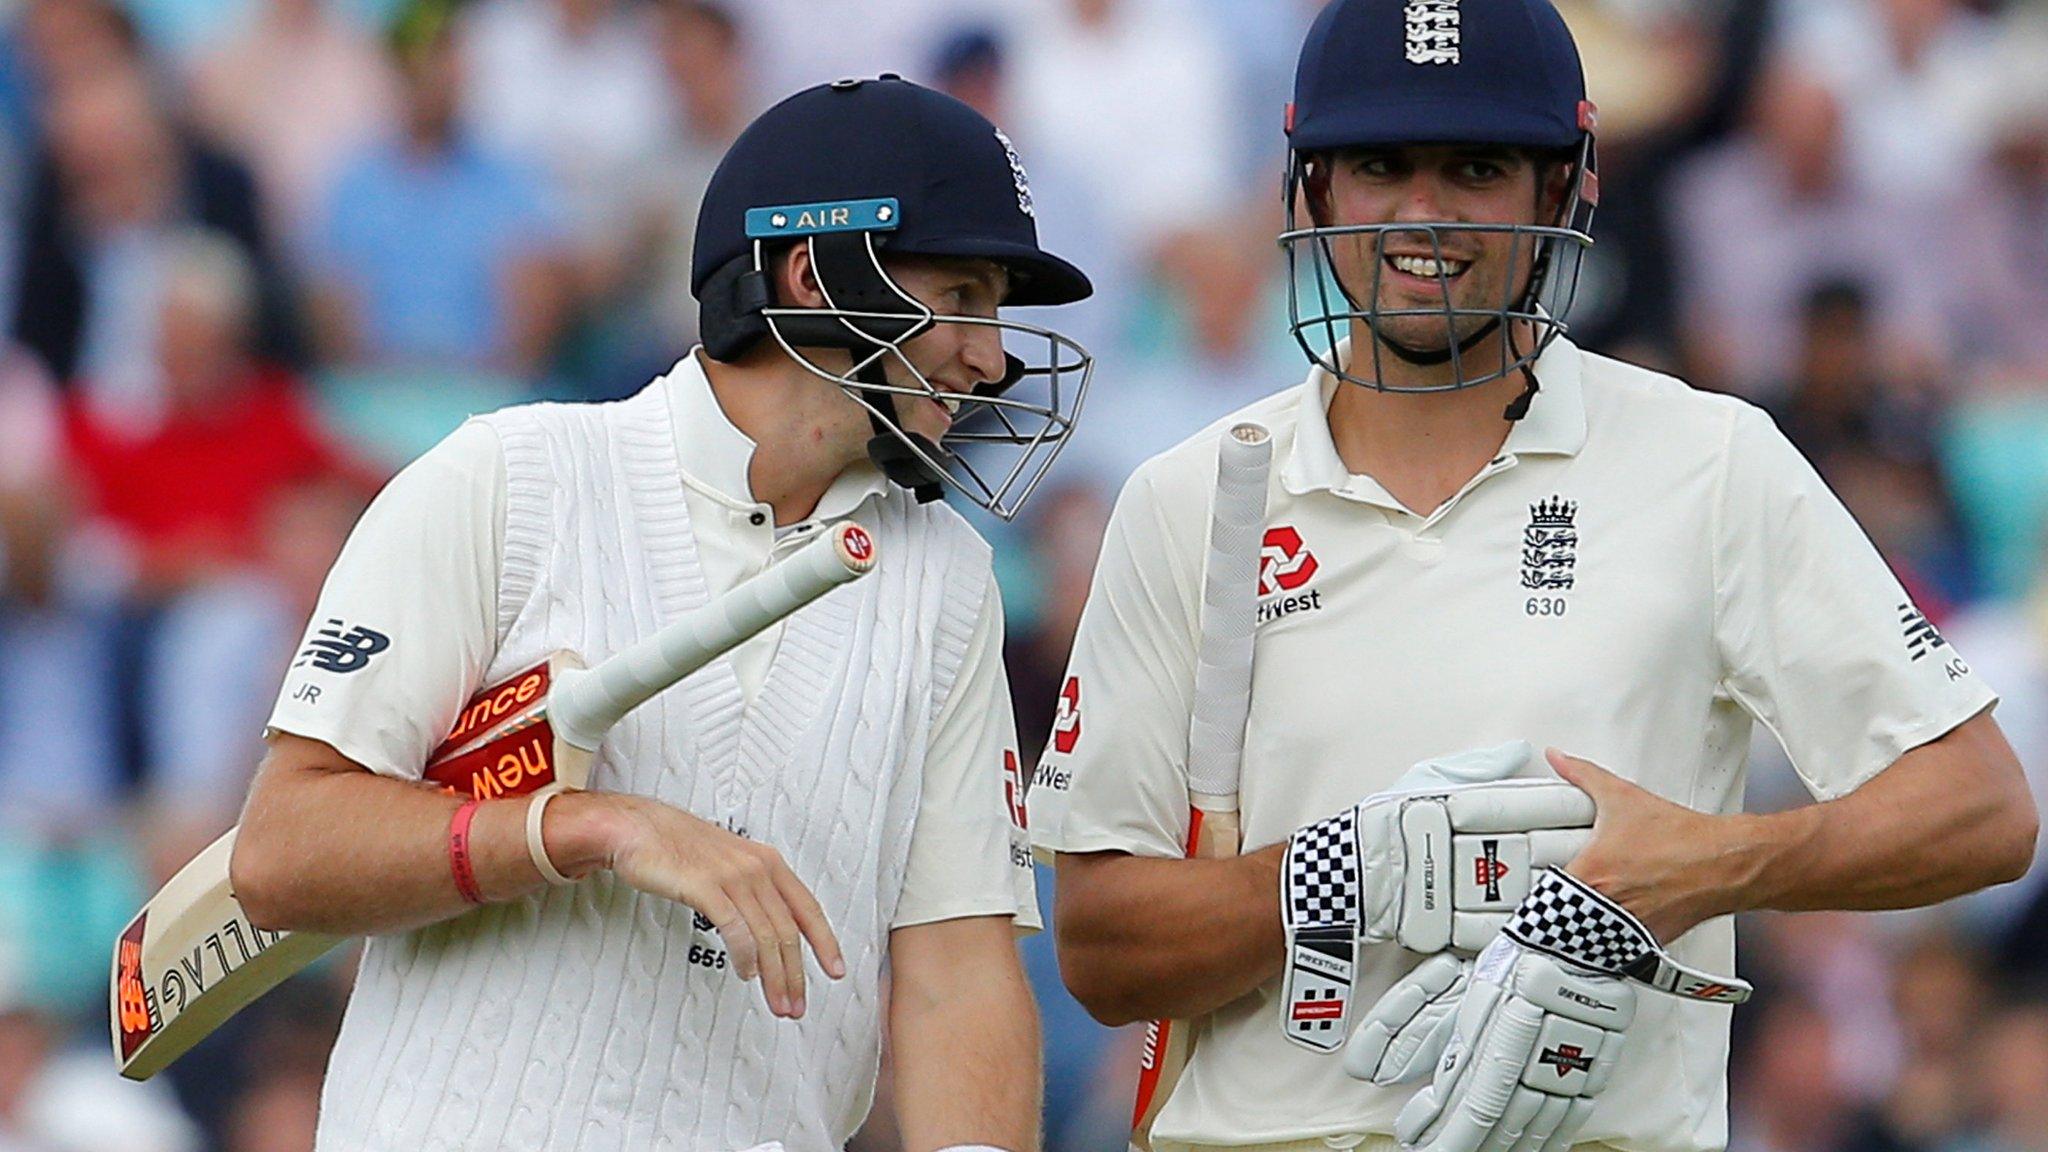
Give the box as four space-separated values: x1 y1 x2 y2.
231 738 612 936
890 918 1041 1152
1053 845 1285 1026
1573 713 2041 941
1726 715 2036 917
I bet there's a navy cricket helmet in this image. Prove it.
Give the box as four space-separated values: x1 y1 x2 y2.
692 75 1094 520
1280 0 1600 403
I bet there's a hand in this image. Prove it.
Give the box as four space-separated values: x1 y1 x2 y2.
1546 749 1737 944
1345 953 1467 1085
1356 741 1597 954
1278 744 1593 1053
1391 934 1636 1152
595 794 846 1018
1366 860 1752 1152
1350 860 1753 1102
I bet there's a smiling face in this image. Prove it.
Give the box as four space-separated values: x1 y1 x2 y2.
875 255 1013 443
743 236 1091 520
1311 143 1569 363
762 245 1016 465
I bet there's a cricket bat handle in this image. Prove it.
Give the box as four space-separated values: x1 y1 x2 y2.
551 521 877 750
1132 423 1269 1151
1184 424 1269 798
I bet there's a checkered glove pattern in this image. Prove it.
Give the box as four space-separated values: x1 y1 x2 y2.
1277 744 1598 1052
1354 868 1752 1152
1504 868 1752 1004
1287 807 1362 929
1279 806 1366 1050
1503 869 1650 975
1356 778 1595 955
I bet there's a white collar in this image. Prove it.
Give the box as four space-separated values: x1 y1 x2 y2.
664 349 891 521
1280 335 1589 497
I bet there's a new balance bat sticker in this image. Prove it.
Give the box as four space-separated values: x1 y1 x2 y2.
1132 423 1271 1151
111 522 879 1080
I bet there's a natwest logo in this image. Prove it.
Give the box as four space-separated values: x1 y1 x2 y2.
1260 526 1319 595
1003 748 1028 830
839 523 875 564
1050 676 1081 754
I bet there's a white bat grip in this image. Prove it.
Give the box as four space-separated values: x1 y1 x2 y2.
1186 422 1271 807
551 521 877 751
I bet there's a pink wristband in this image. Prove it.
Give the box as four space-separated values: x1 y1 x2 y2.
448 799 486 905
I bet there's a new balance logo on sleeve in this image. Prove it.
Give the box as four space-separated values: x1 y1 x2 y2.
296 621 392 673
1899 602 1946 661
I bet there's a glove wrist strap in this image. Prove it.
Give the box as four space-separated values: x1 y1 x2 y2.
1504 868 1751 1003
1281 809 1363 1050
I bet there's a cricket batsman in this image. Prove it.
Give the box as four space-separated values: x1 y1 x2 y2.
1028 3 2036 1152
230 75 1093 1151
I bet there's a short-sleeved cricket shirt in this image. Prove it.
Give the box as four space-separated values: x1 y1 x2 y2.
1029 336 1995 1152
268 351 1038 934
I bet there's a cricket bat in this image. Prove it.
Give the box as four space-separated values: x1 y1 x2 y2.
111 521 880 1081
1130 423 1272 1152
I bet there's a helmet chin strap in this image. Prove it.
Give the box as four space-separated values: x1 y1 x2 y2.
1502 371 1540 422
1498 308 1540 423
853 360 947 504
1371 316 1541 423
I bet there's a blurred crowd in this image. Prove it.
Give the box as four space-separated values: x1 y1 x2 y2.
0 0 2045 1148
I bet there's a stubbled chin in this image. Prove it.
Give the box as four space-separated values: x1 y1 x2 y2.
1371 315 1460 343
899 416 949 444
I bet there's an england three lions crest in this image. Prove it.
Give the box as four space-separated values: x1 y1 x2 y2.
993 129 1035 218
1522 497 1578 591
1405 0 1461 65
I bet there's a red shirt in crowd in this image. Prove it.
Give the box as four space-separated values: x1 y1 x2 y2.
63 367 370 584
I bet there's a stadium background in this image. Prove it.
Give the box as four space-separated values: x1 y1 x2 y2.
1 0 2047 1147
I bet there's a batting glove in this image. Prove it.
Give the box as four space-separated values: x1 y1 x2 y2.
1355 867 1751 1152
1279 743 1594 1052
1344 953 1468 1085
1389 931 1635 1152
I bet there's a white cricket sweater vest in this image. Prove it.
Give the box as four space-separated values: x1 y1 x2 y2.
314 383 992 1152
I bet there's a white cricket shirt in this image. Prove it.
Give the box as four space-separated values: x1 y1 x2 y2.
1028 337 1996 1152
267 349 1038 933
